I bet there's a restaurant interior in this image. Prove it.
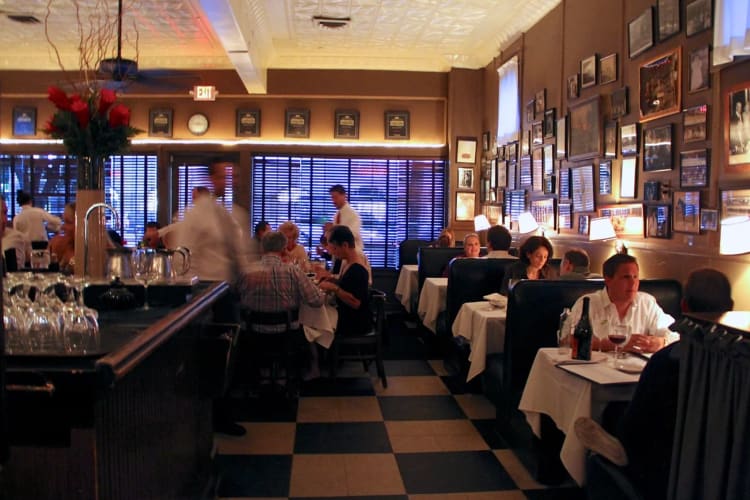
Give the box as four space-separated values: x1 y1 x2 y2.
0 0 749 498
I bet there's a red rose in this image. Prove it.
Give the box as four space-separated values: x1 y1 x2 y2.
42 119 58 134
98 89 116 115
70 100 90 128
108 103 130 127
47 86 71 110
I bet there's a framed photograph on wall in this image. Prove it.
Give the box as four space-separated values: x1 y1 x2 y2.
644 124 673 171
567 74 580 100
673 190 701 233
700 208 718 231
532 122 544 145
544 109 556 139
620 157 638 198
611 87 629 119
12 106 36 136
543 144 554 176
285 108 310 138
334 109 359 139
599 53 618 85
531 198 556 230
686 0 712 36
688 46 710 93
646 205 671 238
507 160 517 190
599 203 644 236
455 192 476 222
581 54 598 88
683 104 708 143
149 108 173 137
657 0 680 41
556 116 567 159
559 203 573 229
385 110 409 139
571 164 595 212
727 84 750 169
721 189 750 220
599 161 612 195
497 160 507 188
507 141 518 162
456 137 477 164
458 167 474 190
532 148 543 192
520 156 532 188
644 180 662 202
621 123 639 156
526 100 535 125
578 215 590 235
521 130 530 156
490 159 497 188
558 167 570 199
680 149 709 187
604 121 618 158
629 7 654 59
569 96 601 160
236 109 260 137
482 131 491 152
535 89 546 117
639 48 681 122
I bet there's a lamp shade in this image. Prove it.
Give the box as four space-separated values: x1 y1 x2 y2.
720 216 750 255
589 217 616 241
474 214 491 232
517 211 539 234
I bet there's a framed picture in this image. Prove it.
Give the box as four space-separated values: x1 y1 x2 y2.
700 208 718 231
559 203 573 229
727 84 750 169
543 144 554 175
334 109 359 139
578 215 590 235
559 167 570 200
505 190 527 223
646 205 672 238
680 149 709 187
688 46 710 93
456 192 476 222
628 7 654 59
644 124 673 172
532 122 544 145
531 198 556 230
497 145 505 161
556 116 567 159
481 179 492 203
521 130 530 156
567 74 580 101
535 89 546 117
599 53 618 85
236 109 260 137
722 189 750 220
599 203 644 236
644 180 662 202
686 0 712 36
285 108 310 138
507 160 517 190
458 167 474 190
639 48 681 122
683 104 708 143
456 137 477 164
673 190 701 233
571 164 595 213
490 159 497 188
581 54 598 89
569 96 601 161
384 110 409 139
482 131 491 152
507 142 518 162
657 0 680 41
149 108 173 137
543 109 556 139
497 160 507 188
519 156 532 188
532 148 543 192
526 100 535 125
544 174 556 195
620 157 638 198
621 123 639 156
611 87 629 119
12 106 36 136
599 161 612 195
604 121 617 158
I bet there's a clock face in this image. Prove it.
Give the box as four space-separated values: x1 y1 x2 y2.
188 113 209 135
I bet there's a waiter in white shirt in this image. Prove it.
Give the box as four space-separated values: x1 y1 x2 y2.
12 190 61 244
329 184 363 250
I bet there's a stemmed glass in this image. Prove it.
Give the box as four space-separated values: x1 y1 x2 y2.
132 248 158 310
608 324 631 367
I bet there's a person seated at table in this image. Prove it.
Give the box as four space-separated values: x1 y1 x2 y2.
558 248 601 279
48 201 75 271
501 235 557 293
248 220 271 262
432 227 455 247
315 222 334 263
565 253 677 354
141 221 165 249
319 225 371 336
279 220 308 267
575 268 733 500
442 232 481 276
485 225 516 259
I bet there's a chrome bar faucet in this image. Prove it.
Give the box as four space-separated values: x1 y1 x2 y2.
83 202 120 278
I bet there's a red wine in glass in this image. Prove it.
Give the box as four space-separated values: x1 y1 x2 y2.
608 333 628 345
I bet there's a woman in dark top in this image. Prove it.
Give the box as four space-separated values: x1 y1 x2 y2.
319 225 371 335
501 235 557 294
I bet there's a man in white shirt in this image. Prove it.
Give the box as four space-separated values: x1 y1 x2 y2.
565 253 676 352
485 225 517 259
1 195 31 269
329 184 363 250
12 190 61 243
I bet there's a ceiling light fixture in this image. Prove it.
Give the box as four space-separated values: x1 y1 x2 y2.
312 15 351 30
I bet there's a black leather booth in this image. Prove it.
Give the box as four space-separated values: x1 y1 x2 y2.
398 239 431 269
416 246 466 292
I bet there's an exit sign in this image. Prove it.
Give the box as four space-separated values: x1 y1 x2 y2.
192 85 217 101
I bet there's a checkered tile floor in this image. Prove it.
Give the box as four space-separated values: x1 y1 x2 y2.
215 319 584 499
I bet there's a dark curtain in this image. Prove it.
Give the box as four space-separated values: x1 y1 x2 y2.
668 317 750 500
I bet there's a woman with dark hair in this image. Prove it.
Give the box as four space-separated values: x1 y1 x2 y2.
318 225 371 335
12 189 62 244
502 235 557 293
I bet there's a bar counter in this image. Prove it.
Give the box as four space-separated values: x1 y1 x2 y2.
3 280 231 500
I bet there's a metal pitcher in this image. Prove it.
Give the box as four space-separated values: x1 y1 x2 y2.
106 247 134 280
151 247 191 282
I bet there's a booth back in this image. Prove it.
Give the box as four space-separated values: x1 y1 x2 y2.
398 239 431 268
446 258 517 328
417 247 467 291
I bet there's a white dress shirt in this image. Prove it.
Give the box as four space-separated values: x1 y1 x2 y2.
13 206 61 242
334 202 363 250
2 228 31 268
486 250 517 259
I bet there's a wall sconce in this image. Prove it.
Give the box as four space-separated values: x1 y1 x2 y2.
474 214 491 232
720 216 750 255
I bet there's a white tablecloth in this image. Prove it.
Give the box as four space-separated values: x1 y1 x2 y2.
300 304 338 348
518 348 641 485
451 300 507 381
394 264 419 312
417 277 448 334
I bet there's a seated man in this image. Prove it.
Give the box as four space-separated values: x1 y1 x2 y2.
485 225 516 259
142 221 165 249
564 253 676 353
558 248 601 279
576 268 733 500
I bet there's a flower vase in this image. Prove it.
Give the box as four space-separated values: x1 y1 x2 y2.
73 156 107 279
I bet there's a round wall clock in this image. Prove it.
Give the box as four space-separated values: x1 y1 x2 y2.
187 113 209 136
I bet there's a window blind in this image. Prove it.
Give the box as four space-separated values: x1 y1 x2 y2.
105 155 158 246
176 164 234 221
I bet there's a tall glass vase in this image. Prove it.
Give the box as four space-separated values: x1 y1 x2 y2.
74 156 107 279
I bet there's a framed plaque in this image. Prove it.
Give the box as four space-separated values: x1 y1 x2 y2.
285 109 310 138
458 167 474 190
12 106 36 136
456 138 477 164
385 110 409 140
149 108 173 137
236 109 260 137
639 48 681 122
334 110 359 139
455 192 476 222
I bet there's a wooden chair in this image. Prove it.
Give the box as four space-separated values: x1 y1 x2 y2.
329 289 387 387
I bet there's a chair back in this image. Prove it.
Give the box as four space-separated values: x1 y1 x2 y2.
417 246 467 291
446 258 516 328
370 288 386 338
243 309 299 333
399 239 431 268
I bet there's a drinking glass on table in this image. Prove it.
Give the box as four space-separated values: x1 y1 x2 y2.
608 324 630 366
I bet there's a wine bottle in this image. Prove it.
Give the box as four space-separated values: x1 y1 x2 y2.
572 297 593 360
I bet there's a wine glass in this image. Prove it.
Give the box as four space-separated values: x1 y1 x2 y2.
133 248 158 310
608 324 631 366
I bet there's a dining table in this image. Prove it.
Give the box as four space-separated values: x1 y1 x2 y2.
300 303 338 348
518 347 645 485
451 298 507 381
394 264 419 313
417 276 448 334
